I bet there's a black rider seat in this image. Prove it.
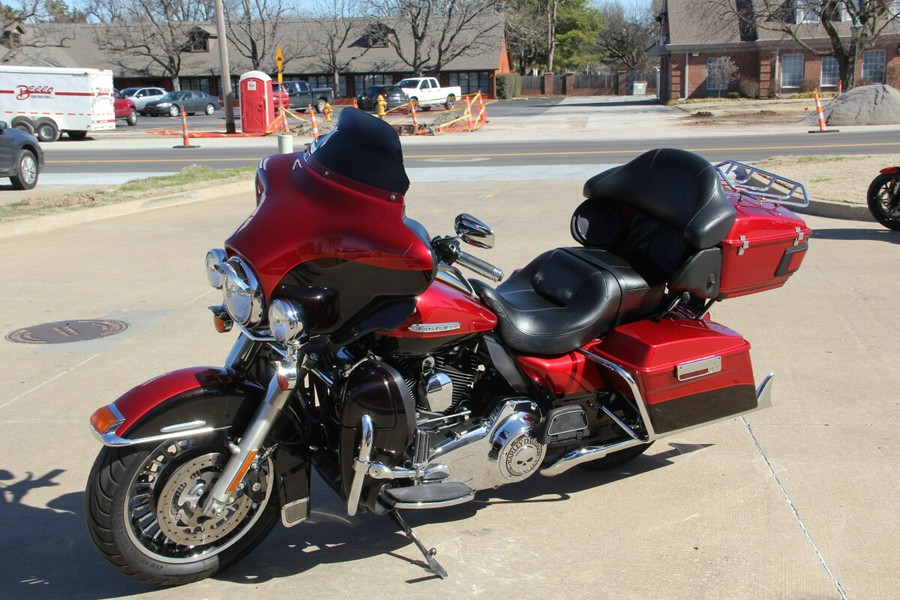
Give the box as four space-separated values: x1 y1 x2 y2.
471 148 737 357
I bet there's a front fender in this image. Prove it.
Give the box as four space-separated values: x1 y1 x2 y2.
879 166 900 175
89 367 265 447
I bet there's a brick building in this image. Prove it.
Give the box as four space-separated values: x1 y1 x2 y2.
653 0 900 101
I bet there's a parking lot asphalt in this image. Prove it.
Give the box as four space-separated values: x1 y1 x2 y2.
1 97 898 599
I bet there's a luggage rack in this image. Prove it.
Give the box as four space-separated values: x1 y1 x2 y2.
715 160 810 208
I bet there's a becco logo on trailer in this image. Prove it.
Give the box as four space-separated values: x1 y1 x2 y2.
16 84 54 100
94 87 112 98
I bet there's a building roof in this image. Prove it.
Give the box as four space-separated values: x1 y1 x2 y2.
663 0 900 51
0 17 506 78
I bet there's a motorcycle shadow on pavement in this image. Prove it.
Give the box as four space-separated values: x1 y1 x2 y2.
220 442 710 586
0 469 148 600
811 227 899 243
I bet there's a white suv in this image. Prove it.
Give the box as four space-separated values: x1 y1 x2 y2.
121 87 167 114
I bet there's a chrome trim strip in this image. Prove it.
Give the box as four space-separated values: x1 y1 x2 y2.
576 348 656 441
541 438 648 477
347 414 374 517
437 264 477 298
389 492 475 510
408 322 462 333
159 420 208 434
95 426 220 447
676 355 722 381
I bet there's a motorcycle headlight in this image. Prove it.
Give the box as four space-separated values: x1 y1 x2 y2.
268 299 306 344
220 257 264 326
205 249 227 288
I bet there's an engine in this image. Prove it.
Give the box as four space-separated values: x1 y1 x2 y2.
422 398 545 491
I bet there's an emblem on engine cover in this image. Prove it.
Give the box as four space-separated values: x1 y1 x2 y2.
500 435 544 480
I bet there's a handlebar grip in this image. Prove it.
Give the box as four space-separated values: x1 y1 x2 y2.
457 250 504 282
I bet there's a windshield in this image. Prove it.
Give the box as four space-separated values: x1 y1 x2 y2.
396 79 418 88
121 87 138 96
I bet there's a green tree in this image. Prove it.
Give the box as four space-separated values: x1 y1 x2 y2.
554 0 603 72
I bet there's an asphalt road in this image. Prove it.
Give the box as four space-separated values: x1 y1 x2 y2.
38 98 900 186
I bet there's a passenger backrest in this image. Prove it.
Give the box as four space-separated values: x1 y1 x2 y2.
572 149 737 298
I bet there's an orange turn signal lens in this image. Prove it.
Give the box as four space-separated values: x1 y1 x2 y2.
90 406 123 435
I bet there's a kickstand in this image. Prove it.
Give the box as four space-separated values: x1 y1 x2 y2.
391 510 448 580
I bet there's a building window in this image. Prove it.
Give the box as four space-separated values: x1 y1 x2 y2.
706 57 731 92
795 0 819 24
183 28 210 53
820 55 839 87
449 72 490 95
862 50 886 84
179 77 210 94
304 75 347 98
781 54 804 88
354 74 400 95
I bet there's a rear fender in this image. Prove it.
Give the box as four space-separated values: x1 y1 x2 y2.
89 367 265 447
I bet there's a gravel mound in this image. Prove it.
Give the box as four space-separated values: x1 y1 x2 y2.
817 84 900 126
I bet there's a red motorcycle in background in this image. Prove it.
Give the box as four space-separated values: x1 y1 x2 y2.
84 108 811 585
867 166 900 230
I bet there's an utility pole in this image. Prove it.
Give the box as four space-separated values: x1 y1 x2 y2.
214 0 235 134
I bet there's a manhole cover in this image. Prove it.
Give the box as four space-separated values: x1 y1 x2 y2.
5 320 129 344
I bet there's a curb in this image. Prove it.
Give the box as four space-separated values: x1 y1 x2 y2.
795 198 874 223
0 180 254 239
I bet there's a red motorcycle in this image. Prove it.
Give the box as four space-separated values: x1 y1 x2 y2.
867 166 900 230
85 108 811 585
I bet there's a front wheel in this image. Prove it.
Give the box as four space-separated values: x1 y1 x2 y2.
126 108 137 126
169 105 180 118
867 172 900 230
85 435 278 585
10 149 38 190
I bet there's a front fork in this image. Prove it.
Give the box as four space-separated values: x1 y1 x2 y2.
202 334 316 516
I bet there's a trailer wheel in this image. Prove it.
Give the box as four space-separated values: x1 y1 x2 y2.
35 119 60 142
11 118 34 135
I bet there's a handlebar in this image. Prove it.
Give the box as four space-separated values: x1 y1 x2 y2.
457 250 504 282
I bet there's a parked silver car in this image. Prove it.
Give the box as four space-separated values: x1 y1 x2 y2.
121 86 167 114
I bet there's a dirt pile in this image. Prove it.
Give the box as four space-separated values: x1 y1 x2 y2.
816 84 900 126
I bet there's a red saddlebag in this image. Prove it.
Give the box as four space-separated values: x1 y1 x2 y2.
591 318 759 436
718 198 811 298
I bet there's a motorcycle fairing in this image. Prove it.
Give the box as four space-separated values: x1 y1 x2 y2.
225 117 436 336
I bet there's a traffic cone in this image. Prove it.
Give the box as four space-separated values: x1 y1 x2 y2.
809 89 837 134
410 101 419 127
174 105 198 149
308 105 319 139
465 96 473 130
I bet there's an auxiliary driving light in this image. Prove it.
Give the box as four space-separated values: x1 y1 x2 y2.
268 299 306 344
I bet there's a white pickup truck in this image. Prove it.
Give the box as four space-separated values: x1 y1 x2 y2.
396 77 461 110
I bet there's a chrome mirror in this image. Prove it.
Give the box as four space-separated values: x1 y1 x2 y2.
454 213 495 249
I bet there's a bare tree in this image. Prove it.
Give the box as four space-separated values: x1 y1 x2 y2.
595 0 657 72
369 0 502 76
223 0 301 73
718 0 900 90
707 55 739 96
84 0 217 89
307 0 366 95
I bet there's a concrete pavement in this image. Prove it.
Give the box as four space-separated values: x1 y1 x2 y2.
0 175 898 599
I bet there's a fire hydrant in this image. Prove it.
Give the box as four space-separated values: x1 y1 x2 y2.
376 94 387 119
323 102 333 122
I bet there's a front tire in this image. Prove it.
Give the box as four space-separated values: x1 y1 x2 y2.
169 105 180 118
867 172 900 230
10 149 38 190
126 108 138 126
85 435 278 585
